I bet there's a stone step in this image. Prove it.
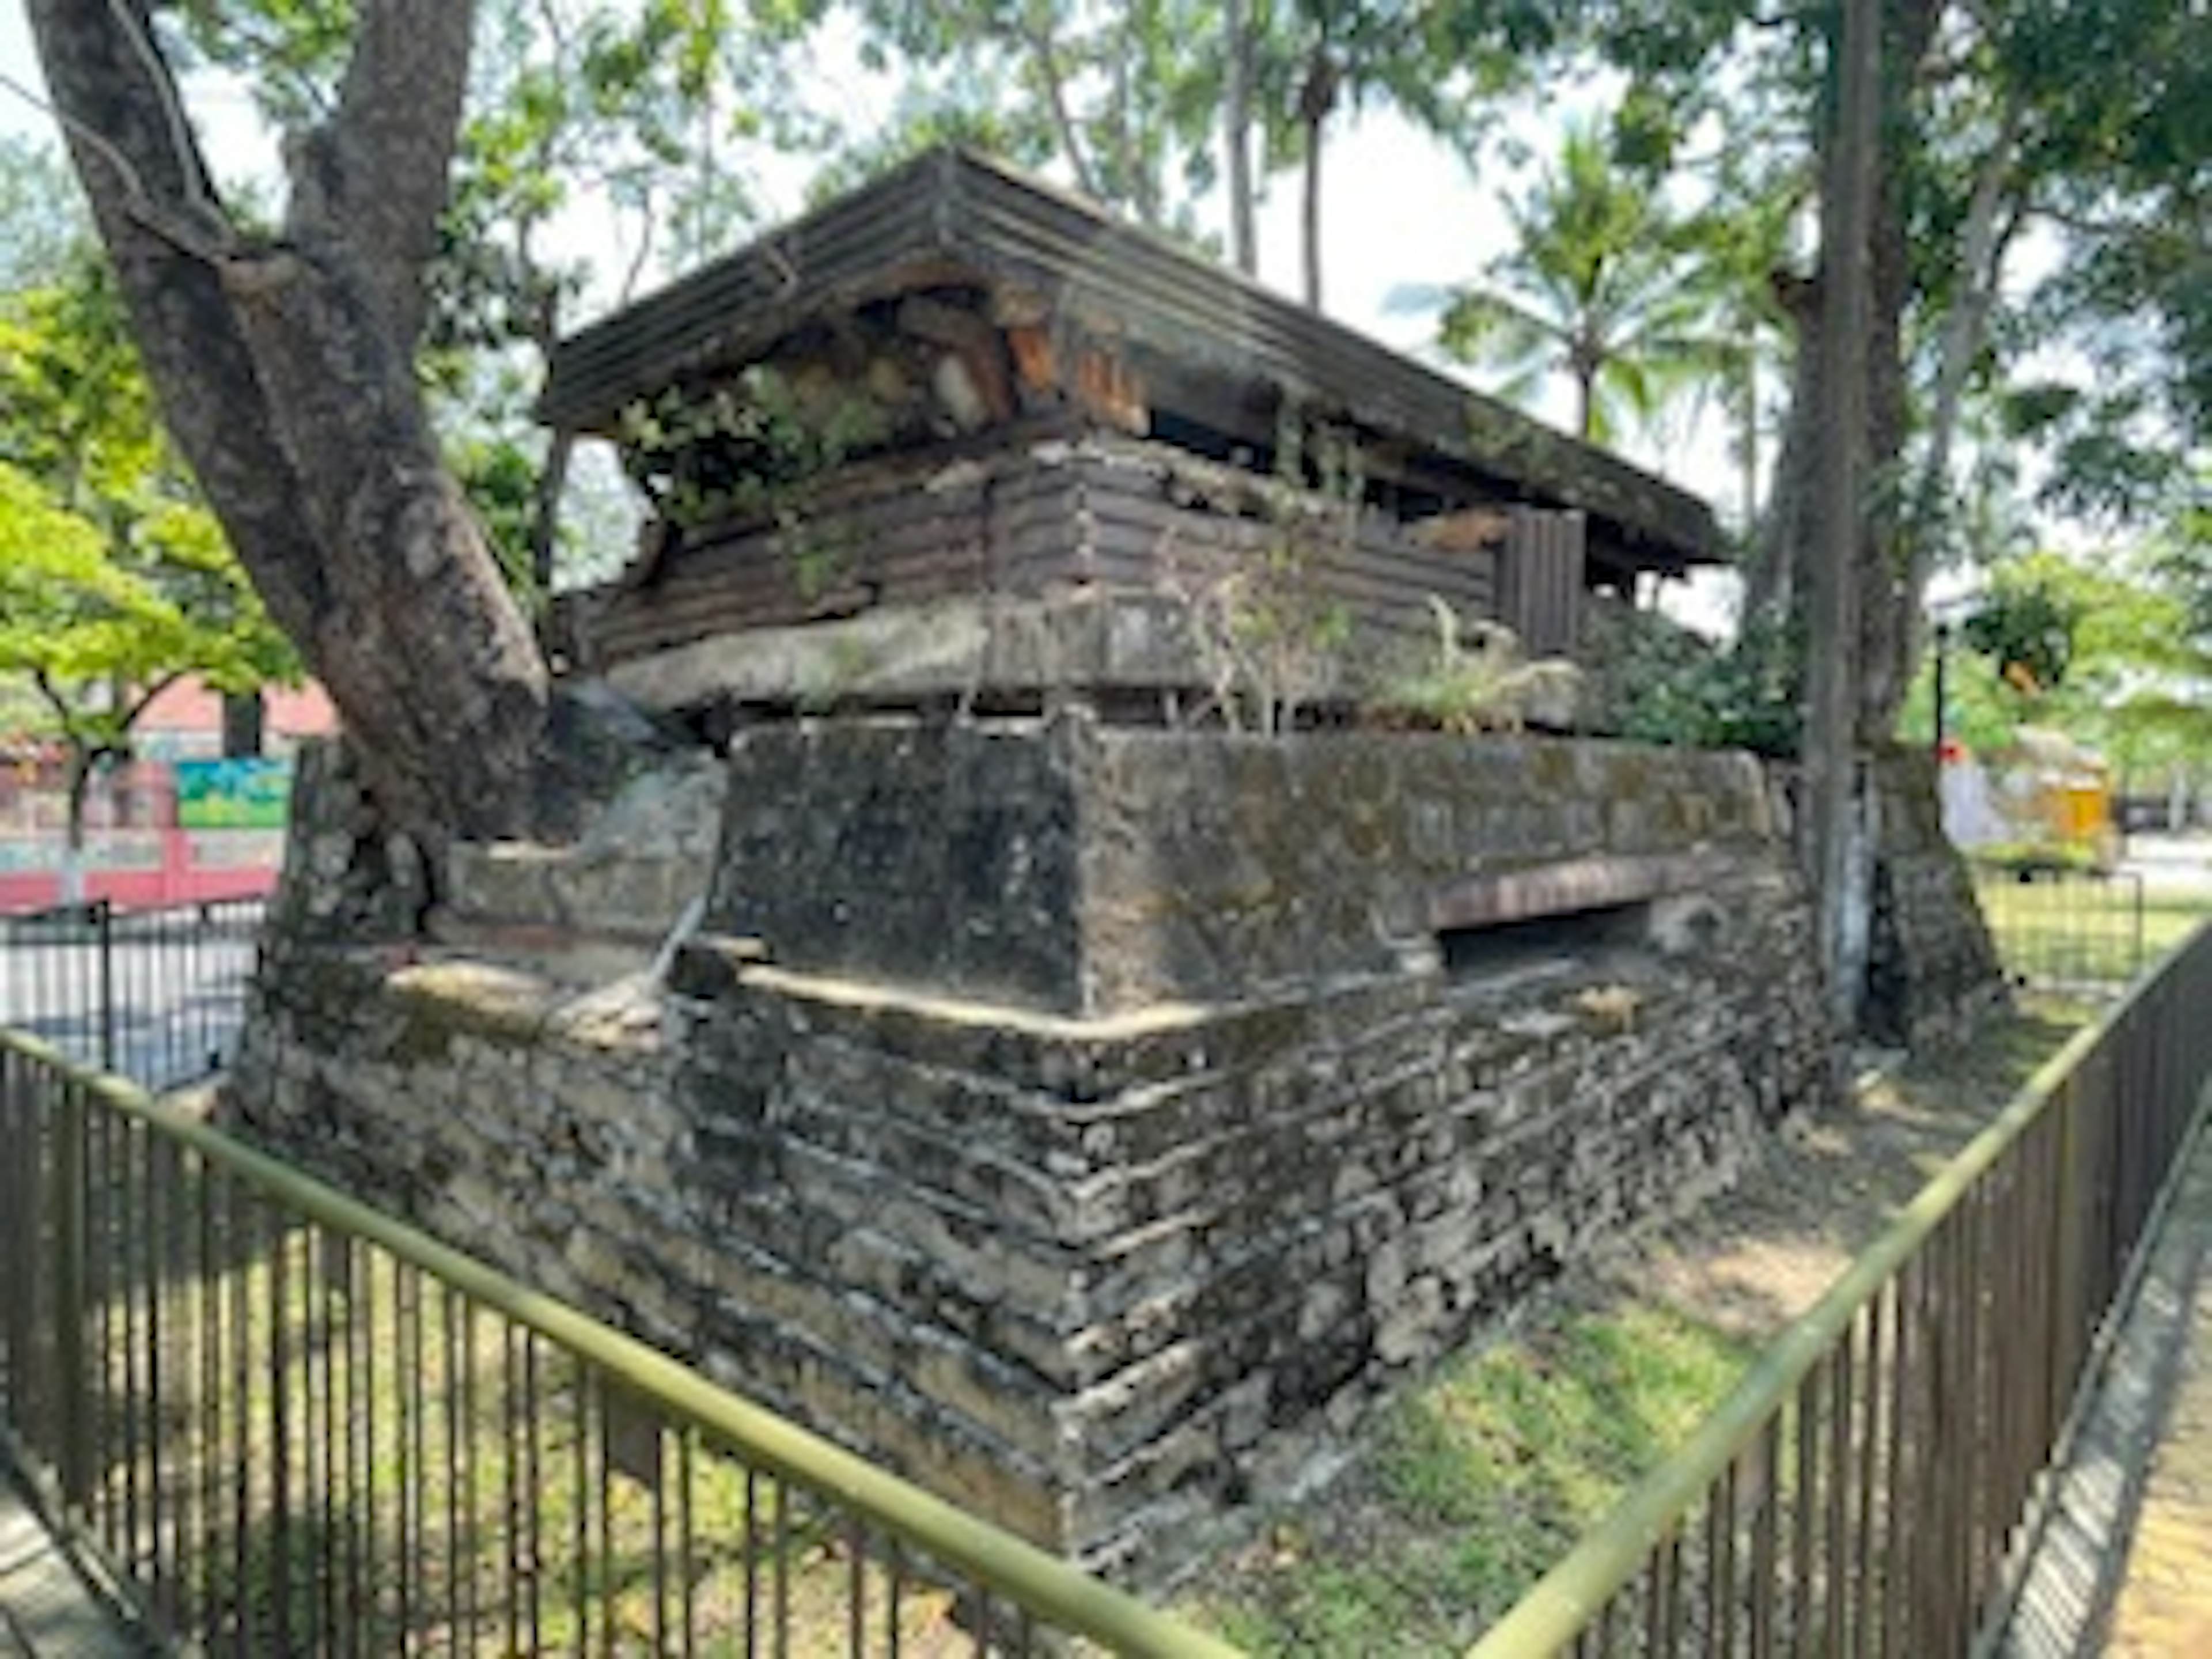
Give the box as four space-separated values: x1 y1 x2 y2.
440 844 712 943
435 754 725 948
422 910 665 987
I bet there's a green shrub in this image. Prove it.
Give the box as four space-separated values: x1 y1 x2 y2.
1589 607 1801 757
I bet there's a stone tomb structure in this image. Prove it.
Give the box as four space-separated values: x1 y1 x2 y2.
539 149 1726 718
232 151 1838 1582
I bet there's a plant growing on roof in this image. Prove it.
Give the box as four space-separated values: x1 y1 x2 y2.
1372 599 1584 733
1157 407 1364 733
616 362 894 604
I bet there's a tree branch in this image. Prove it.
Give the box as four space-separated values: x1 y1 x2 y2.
28 665 82 740
104 0 218 222
118 668 185 734
291 0 477 349
1019 21 1100 202
0 60 226 263
29 0 329 642
2025 200 2151 240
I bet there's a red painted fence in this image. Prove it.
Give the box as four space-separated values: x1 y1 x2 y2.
0 828 280 913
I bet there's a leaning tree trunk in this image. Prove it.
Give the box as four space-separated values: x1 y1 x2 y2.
29 0 550 848
1737 352 1759 534
1744 274 1822 633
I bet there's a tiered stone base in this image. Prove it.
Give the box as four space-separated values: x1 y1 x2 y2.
229 717 1835 1582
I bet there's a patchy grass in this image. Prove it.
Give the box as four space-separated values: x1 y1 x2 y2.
1196 1305 1754 1658
1184 999 2094 1656
69 1183 976 1656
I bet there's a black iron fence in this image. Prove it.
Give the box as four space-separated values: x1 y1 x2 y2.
1468 919 2212 1657
0 1028 1238 1657
1970 862 2148 993
0 897 263 1091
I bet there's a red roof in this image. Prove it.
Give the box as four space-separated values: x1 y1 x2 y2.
136 677 338 737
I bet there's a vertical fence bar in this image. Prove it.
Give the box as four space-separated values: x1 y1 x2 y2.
1791 1366 1819 1656
96 900 115 1074
1824 1331 1851 1657
89 1083 114 1558
1750 1414 1778 1659
67 980 2212 1659
54 1077 91 1514
1851 1290 1881 1659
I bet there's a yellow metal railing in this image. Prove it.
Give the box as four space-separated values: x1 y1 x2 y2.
0 1027 1241 1657
1467 921 2212 1656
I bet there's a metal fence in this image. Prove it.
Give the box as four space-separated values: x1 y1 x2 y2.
0 897 263 1091
1467 919 2212 1657
1969 862 2147 994
0 1028 1239 1658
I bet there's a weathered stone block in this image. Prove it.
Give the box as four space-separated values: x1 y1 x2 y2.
230 718 1833 1589
713 717 1778 1018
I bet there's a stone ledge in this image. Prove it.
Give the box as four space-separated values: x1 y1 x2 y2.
1427 847 1745 931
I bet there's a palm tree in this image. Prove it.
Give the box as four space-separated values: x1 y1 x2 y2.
1229 1 1553 310
1439 120 1719 445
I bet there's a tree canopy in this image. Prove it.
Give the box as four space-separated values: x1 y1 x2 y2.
16 0 2206 857
0 245 297 873
1437 119 1720 444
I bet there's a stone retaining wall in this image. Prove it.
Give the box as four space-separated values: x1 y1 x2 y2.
228 719 1833 1582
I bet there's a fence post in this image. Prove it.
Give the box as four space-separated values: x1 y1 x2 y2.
52 1077 91 1513
2132 876 2146 986
96 898 115 1075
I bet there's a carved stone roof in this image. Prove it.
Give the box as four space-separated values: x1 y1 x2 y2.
542 147 1723 571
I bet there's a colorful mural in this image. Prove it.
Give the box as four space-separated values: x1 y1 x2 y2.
174 759 294 830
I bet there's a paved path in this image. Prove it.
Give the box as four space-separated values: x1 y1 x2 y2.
1995 1112 2212 1656
0 1472 143 1657
2103 1169 2212 1658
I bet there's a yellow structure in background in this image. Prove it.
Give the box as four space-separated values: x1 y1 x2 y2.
2007 726 2119 868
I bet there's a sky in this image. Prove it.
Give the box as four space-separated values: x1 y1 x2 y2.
0 1 1744 627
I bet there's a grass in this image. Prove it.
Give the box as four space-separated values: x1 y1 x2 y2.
1181 998 2097 1657
1191 1306 1754 1658
50 1152 986 1657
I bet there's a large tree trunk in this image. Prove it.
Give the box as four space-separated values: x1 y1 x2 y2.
1853 0 1944 746
1763 0 1980 1046
29 0 550 847
1224 0 1256 276
1751 0 1942 735
1805 0 1880 1034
